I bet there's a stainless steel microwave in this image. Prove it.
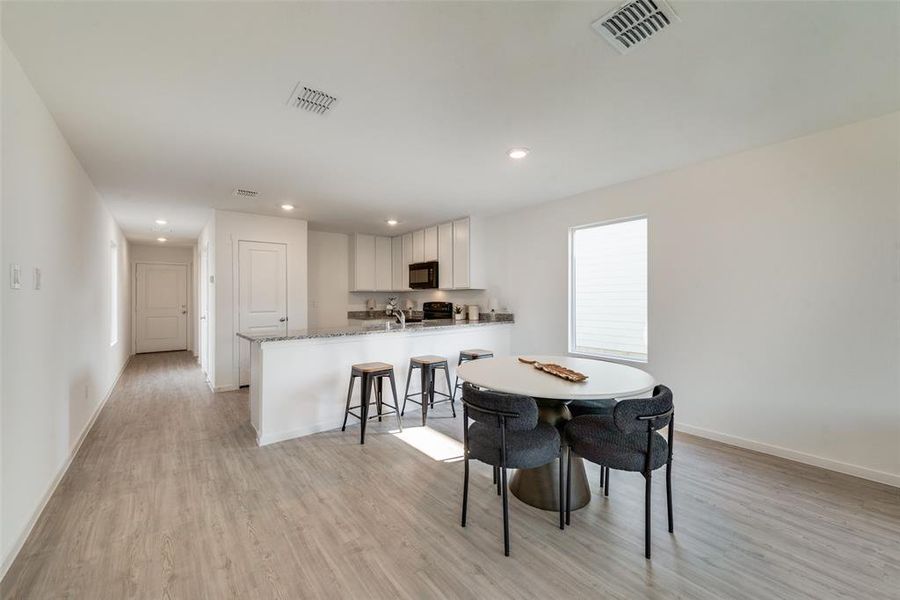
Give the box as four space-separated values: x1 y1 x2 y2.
409 261 439 289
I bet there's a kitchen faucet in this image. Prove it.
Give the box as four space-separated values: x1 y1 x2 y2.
386 297 405 327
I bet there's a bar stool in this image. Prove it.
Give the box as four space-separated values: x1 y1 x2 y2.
402 355 454 425
341 362 402 444
453 349 494 400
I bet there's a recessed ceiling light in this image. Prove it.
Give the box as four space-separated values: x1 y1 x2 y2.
281 204 295 211
157 237 167 243
155 219 167 225
386 219 398 226
508 147 530 159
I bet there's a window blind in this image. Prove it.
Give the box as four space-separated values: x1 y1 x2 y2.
571 217 647 361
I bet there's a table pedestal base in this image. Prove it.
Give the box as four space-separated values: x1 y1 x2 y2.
509 454 591 511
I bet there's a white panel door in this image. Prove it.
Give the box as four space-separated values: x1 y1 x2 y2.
401 233 413 289
239 241 287 386
424 226 438 261
438 222 454 289
412 230 425 263
375 236 393 291
391 237 402 291
135 263 188 353
453 218 470 288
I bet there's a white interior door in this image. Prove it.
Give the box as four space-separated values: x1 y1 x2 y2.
238 241 287 386
135 263 188 353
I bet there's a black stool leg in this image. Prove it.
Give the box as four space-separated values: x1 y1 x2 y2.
600 464 605 488
429 367 435 409
420 365 431 426
388 370 402 432
401 362 414 416
376 376 383 422
360 373 371 445
442 365 455 417
341 374 356 432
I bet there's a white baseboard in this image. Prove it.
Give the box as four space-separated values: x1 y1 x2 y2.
258 421 341 446
677 423 900 488
0 355 133 581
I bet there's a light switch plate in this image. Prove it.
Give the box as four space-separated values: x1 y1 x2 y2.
33 267 42 290
10 264 21 289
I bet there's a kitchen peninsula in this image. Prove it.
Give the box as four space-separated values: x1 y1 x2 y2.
237 318 513 446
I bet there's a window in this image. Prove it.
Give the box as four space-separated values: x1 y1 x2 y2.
110 242 118 346
569 216 647 362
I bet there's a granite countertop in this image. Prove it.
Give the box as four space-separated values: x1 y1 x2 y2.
237 317 514 344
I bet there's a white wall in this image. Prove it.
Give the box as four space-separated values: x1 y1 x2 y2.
198 216 215 383
1 41 132 574
212 210 307 390
482 112 900 485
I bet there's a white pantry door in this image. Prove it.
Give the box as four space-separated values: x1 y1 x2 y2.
135 263 188 353
238 241 288 386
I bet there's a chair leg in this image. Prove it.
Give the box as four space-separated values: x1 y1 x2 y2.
401 363 414 416
558 448 565 530
501 467 510 557
429 369 436 409
496 466 502 496
388 370 402 432
645 471 652 559
341 375 355 432
443 366 455 417
461 454 469 527
666 462 674 533
360 375 371 445
600 464 605 488
492 465 497 484
376 376 383 422
565 447 572 526
604 467 610 497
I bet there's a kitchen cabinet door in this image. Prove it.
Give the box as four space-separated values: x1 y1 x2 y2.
438 222 453 289
452 218 470 288
375 236 392 291
412 229 425 263
424 226 438 261
391 237 402 291
401 233 413 289
352 234 376 291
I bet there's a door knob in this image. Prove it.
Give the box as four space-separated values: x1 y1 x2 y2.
279 317 287 322
181 310 187 315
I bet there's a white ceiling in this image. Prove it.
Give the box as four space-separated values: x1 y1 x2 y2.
4 1 899 244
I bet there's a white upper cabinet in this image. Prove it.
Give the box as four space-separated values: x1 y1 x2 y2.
374 236 392 291
452 219 470 289
349 234 376 291
348 217 483 291
424 226 438 261
412 230 425 263
391 237 403 291
438 222 453 289
401 233 412 289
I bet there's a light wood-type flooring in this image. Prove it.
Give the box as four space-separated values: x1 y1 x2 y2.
2 351 899 598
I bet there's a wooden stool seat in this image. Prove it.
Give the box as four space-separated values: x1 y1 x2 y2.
410 355 448 365
460 349 493 359
352 362 393 373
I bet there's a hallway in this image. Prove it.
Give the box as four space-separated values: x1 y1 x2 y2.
2 352 899 599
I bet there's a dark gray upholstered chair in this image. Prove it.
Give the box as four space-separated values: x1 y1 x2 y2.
564 385 674 559
568 399 617 491
460 383 564 556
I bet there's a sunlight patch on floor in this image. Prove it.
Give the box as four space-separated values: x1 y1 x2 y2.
391 426 464 462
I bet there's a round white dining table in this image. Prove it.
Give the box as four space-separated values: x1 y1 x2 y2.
456 355 655 511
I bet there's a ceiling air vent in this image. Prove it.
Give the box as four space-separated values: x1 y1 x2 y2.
287 83 338 115
592 0 679 54
233 188 259 198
